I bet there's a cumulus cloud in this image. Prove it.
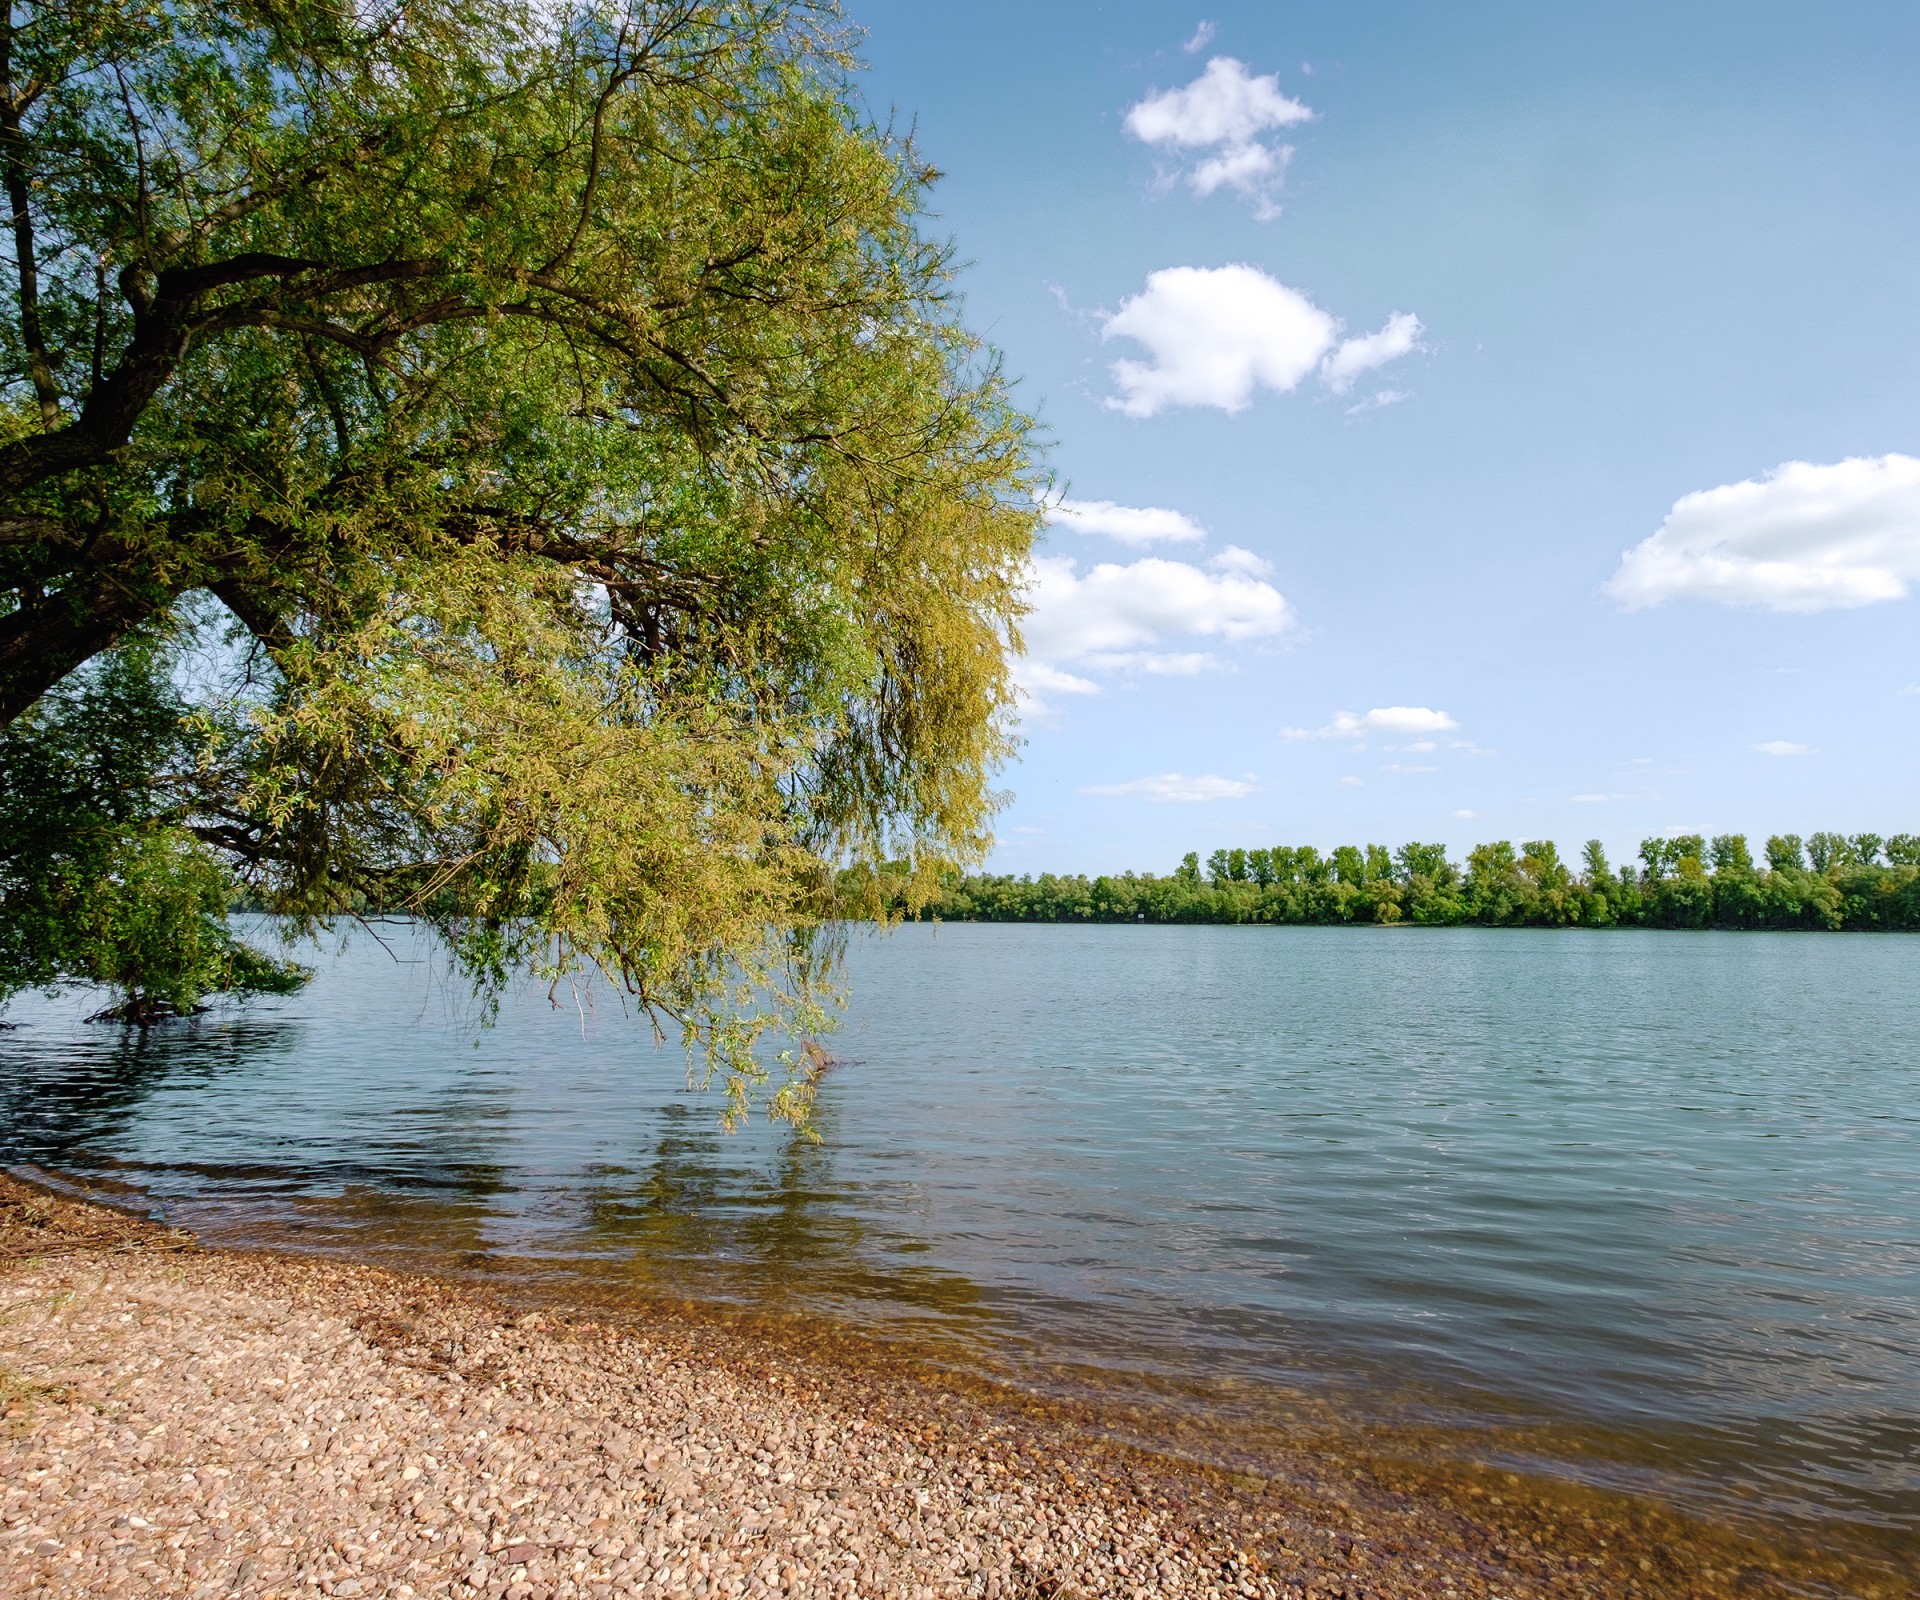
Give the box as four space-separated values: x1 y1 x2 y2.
1754 740 1814 757
1045 496 1206 547
1452 808 1479 819
1085 773 1259 802
1338 775 1365 788
1125 57 1311 216
1281 706 1460 742
1021 550 1292 666
1606 454 1920 612
1101 267 1421 417
1126 57 1310 149
1321 313 1424 394
1011 549 1292 715
1103 266 1335 417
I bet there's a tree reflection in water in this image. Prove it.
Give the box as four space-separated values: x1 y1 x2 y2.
573 1099 1003 1351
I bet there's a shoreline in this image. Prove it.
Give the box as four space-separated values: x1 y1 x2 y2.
1 1172 1904 1600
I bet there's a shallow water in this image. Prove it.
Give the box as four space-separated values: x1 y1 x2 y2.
3 922 1916 1554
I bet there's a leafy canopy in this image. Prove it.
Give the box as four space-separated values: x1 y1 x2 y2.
0 0 1042 1117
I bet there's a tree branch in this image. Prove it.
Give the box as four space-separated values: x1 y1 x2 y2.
0 511 73 544
0 13 60 426
0 548 172 724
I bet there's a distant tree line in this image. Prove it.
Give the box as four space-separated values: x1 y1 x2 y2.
882 833 1920 931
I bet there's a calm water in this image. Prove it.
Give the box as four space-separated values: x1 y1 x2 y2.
3 923 1916 1550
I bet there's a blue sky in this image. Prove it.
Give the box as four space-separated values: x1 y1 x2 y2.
850 1 1920 874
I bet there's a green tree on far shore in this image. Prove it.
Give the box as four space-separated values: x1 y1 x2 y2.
895 829 1920 934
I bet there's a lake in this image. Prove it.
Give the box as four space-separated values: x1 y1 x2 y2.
3 922 1915 1564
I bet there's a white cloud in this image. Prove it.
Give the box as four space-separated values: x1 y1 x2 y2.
1125 57 1312 216
1085 773 1259 802
1126 57 1310 149
1346 389 1408 416
1112 650 1223 676
1190 140 1287 199
1570 792 1628 803
1364 706 1458 734
1103 266 1336 417
1007 658 1102 718
1607 454 1920 612
1754 740 1815 757
1207 543 1274 577
1452 808 1479 819
1903 684 1920 696
1321 313 1424 394
1012 550 1291 714
1101 267 1421 416
1338 775 1365 788
1021 551 1292 665
1282 705 1459 741
1013 659 1100 698
1183 21 1216 54
1045 496 1206 547
1382 763 1438 774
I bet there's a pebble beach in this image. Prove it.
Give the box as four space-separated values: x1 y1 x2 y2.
0 1172 1902 1600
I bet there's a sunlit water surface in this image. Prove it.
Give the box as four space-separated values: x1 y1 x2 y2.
3 923 1916 1555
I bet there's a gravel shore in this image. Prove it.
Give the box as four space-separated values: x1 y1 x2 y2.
0 1173 1900 1600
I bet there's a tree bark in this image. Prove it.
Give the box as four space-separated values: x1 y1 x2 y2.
0 555 176 724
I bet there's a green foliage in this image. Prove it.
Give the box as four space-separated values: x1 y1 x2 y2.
0 2 1042 1118
0 637 307 1020
1766 834 1805 872
892 831 1920 933
1807 832 1852 873
1710 834 1753 873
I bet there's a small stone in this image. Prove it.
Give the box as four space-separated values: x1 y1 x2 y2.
0 1170 1698 1600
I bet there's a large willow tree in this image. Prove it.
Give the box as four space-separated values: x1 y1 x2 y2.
0 0 1040 1116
